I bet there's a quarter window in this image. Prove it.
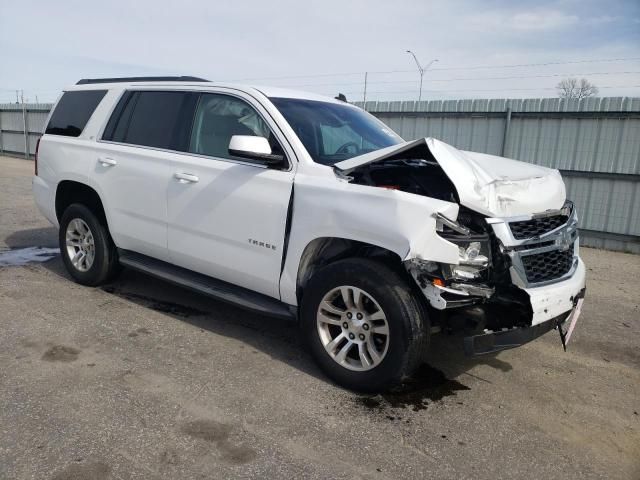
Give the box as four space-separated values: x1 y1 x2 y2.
102 91 136 142
45 90 107 137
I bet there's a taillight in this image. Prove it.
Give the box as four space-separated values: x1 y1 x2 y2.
35 137 41 176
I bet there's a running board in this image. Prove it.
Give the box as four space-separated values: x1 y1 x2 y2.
117 250 295 320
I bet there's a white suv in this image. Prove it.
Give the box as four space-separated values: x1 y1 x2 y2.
33 77 586 391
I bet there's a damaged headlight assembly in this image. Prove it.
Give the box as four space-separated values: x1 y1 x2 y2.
408 213 494 299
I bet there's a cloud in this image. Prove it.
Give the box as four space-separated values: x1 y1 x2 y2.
510 11 579 30
466 9 579 32
0 0 638 102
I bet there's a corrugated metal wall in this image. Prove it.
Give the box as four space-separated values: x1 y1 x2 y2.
0 103 52 157
355 97 640 253
2 98 639 253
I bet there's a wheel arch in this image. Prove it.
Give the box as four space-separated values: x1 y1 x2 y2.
294 237 410 304
55 180 108 227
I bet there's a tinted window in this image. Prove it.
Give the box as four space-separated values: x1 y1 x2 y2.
45 90 107 137
189 93 282 160
102 91 136 142
270 98 402 165
105 91 197 151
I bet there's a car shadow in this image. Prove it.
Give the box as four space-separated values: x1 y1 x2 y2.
10 223 513 401
4 226 58 249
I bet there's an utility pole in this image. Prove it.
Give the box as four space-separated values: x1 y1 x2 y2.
405 51 438 103
363 72 368 105
21 90 28 159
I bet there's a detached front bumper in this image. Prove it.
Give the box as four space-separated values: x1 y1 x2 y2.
464 286 586 356
525 257 586 326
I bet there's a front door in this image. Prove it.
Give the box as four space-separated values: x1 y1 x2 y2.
166 92 295 299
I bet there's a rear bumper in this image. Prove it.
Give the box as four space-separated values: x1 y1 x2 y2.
32 175 58 227
464 287 586 356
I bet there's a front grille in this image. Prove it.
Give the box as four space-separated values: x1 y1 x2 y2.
509 215 568 239
521 245 574 283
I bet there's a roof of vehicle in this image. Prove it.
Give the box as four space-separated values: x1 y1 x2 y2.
66 77 353 106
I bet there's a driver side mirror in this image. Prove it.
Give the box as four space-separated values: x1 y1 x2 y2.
228 135 285 167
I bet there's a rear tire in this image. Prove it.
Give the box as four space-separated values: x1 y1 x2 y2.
59 203 119 286
301 258 429 392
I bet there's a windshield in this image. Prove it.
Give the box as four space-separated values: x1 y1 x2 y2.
270 97 403 165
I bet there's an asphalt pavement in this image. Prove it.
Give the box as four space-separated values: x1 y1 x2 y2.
1 155 638 479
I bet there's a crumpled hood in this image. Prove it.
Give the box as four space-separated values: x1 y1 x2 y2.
334 137 566 217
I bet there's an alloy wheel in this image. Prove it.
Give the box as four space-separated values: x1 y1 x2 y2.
316 286 390 371
65 218 95 272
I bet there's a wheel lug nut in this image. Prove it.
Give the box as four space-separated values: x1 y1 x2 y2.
356 313 363 320
359 334 365 341
363 324 369 331
342 322 349 329
348 333 355 340
347 312 352 319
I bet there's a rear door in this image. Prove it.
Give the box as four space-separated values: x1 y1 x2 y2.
95 90 198 260
166 91 296 299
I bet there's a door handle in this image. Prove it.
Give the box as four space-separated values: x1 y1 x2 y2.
98 157 117 167
174 172 199 184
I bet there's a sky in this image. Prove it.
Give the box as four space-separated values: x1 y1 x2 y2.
1 0 639 103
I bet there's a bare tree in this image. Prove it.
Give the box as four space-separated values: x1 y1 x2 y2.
556 78 599 99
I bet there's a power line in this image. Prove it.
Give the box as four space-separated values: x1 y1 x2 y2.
339 84 640 96
427 57 640 72
282 71 640 89
225 57 640 82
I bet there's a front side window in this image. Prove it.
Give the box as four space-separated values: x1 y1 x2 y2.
46 90 107 137
189 93 282 160
269 98 402 165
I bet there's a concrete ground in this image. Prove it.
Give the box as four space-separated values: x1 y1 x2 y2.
0 154 638 480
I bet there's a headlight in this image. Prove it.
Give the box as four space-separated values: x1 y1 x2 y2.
442 238 491 281
436 215 492 281
406 212 495 299
458 242 489 267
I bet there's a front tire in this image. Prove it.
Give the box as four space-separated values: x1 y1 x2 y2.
301 258 429 392
59 203 119 286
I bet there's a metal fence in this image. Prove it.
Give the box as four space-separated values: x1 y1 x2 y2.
355 97 640 254
1 98 639 253
0 103 52 158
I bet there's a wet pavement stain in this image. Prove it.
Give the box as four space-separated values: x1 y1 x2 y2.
42 345 80 362
128 327 152 338
182 420 257 465
102 286 206 318
51 461 110 480
357 364 470 412
159 449 179 465
0 246 59 267
183 419 232 442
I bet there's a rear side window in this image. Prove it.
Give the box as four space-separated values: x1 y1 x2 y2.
45 90 107 137
103 91 197 151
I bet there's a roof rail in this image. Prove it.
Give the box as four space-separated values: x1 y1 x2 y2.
76 76 210 85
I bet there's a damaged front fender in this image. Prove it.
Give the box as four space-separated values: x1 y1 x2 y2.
279 172 462 305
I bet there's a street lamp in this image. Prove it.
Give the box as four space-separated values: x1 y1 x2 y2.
406 51 438 103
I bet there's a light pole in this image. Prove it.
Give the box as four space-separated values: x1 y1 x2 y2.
406 51 438 103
